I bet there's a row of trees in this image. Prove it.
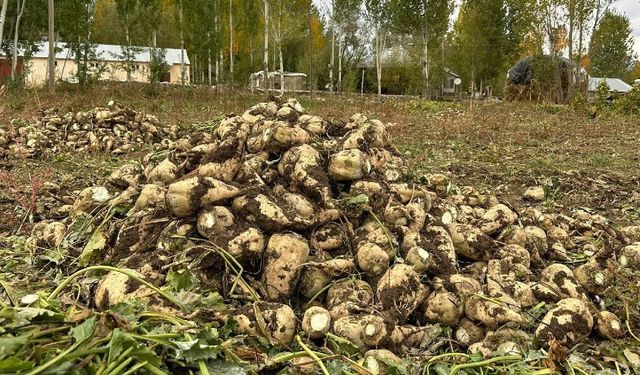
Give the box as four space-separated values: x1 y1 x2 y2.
0 0 637 96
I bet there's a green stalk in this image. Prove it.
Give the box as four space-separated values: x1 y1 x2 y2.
119 361 148 375
25 336 91 375
198 360 211 375
272 351 328 363
102 346 135 375
64 346 109 360
45 265 186 310
129 333 176 347
295 335 330 375
106 357 134 375
143 363 170 375
449 355 521 375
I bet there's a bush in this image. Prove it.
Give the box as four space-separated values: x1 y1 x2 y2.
614 86 640 116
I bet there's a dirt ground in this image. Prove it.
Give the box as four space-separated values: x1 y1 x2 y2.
1 84 639 234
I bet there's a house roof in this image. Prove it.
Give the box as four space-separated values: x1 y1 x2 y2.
588 77 633 93
25 42 190 65
252 70 308 78
445 68 460 78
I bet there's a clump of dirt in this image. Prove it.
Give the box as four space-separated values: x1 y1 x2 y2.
22 98 640 370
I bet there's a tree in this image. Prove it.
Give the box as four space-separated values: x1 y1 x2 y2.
115 0 140 83
269 0 306 95
389 0 454 98
333 0 362 92
451 0 507 95
263 0 269 92
58 0 99 87
589 10 637 78
11 0 26 79
364 0 389 97
0 0 8 57
48 0 54 92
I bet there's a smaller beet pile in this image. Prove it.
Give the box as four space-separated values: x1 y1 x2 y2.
26 98 640 371
0 102 177 158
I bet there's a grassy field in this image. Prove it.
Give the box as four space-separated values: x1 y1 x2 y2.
0 83 639 374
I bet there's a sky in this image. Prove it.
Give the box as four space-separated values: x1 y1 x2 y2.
313 0 640 57
611 0 640 57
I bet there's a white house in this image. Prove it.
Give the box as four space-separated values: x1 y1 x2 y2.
3 42 190 87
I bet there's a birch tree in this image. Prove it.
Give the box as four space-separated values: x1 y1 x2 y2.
115 0 139 83
48 0 54 92
269 0 305 95
229 0 233 84
364 0 389 97
334 0 362 92
263 0 269 92
389 0 454 99
11 0 26 79
0 0 8 56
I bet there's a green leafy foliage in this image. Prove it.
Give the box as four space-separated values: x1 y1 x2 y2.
589 10 637 78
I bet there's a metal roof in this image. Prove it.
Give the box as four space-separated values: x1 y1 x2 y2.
588 77 633 93
24 42 190 65
252 70 308 78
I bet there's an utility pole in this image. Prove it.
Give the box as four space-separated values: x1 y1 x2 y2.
48 0 55 93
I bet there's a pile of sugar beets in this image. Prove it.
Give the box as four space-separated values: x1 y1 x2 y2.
0 101 176 158
28 98 640 372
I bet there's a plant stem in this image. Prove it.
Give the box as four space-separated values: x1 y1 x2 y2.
45 265 185 310
119 361 148 375
295 335 330 375
449 355 521 375
25 336 90 375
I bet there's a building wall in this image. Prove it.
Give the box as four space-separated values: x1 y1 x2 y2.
25 58 190 87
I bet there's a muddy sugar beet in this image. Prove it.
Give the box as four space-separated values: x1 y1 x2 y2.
1 102 176 158
30 97 638 361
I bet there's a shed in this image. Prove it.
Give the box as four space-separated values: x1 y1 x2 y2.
442 68 461 95
250 70 307 92
588 77 633 100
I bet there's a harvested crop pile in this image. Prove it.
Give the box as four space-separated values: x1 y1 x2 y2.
0 101 176 158
22 98 640 373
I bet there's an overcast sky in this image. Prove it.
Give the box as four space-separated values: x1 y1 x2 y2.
313 0 640 57
611 0 640 56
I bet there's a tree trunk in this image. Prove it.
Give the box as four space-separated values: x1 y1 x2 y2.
229 0 234 85
11 0 26 79
329 1 335 93
208 49 212 86
179 0 185 84
0 0 8 58
422 29 430 99
568 0 574 99
375 23 382 97
47 0 55 92
249 38 254 72
279 44 284 96
214 2 219 90
263 0 269 93
125 25 131 83
307 2 313 98
338 31 342 92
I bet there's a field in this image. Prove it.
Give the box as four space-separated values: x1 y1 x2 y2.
0 83 639 374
